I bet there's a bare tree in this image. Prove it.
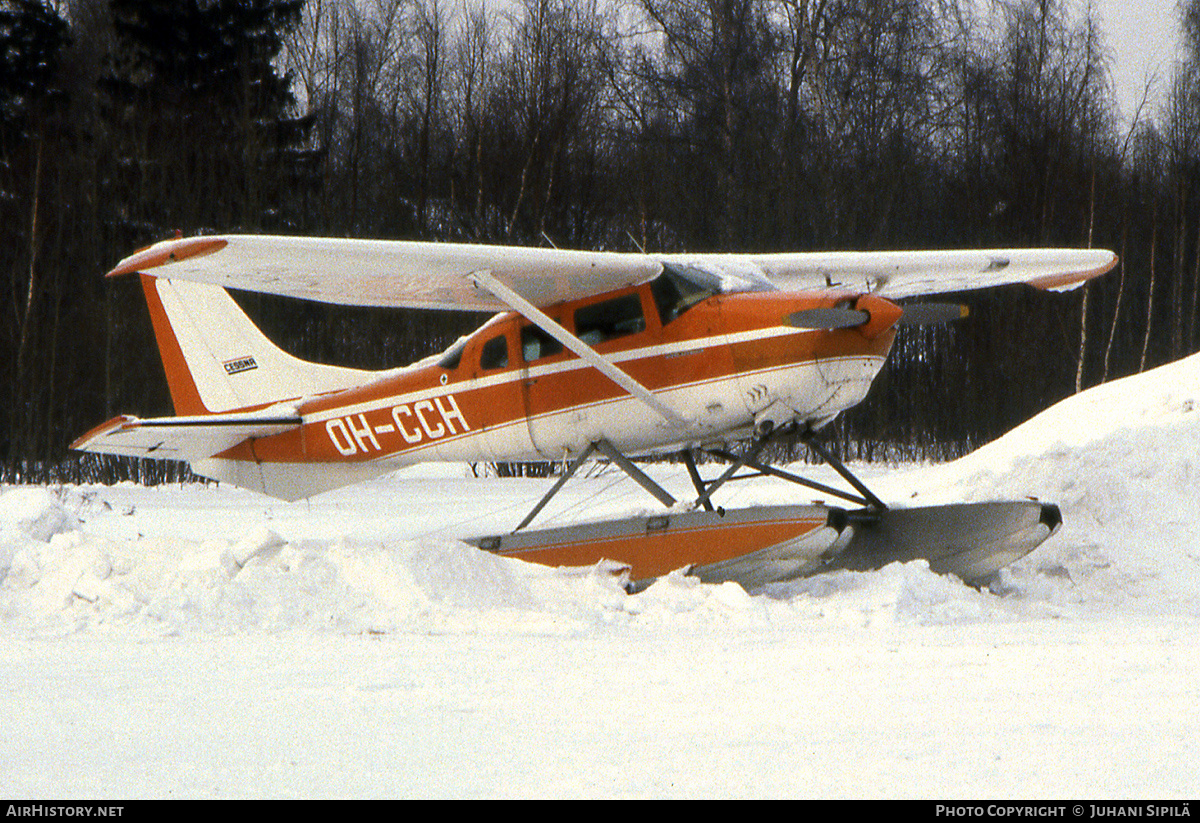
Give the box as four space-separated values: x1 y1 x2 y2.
451 0 495 236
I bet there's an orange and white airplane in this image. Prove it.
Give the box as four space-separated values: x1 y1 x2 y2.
74 235 1116 589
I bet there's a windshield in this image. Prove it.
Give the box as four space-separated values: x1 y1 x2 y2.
650 264 720 324
436 338 467 370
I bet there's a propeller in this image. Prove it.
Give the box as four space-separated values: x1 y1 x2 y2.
786 302 968 330
895 302 970 325
785 307 870 329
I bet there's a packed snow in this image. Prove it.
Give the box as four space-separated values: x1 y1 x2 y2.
3 354 1200 798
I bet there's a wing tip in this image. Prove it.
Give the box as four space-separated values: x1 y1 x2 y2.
1029 250 1119 291
71 415 137 451
106 237 229 278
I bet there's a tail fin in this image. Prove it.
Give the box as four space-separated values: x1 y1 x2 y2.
140 274 374 414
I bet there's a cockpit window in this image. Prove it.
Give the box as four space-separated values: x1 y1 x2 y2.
480 334 508 370
521 325 564 362
574 293 646 345
650 262 776 324
650 264 719 325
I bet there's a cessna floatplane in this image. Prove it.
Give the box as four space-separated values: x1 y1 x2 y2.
72 236 1117 590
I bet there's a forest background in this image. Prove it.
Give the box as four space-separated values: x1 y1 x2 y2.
3 0 1200 484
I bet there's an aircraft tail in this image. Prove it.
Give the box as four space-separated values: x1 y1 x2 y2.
139 274 374 415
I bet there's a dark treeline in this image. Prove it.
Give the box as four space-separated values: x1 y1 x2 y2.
3 0 1200 483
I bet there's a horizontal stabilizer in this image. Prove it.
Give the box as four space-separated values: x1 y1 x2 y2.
71 412 301 461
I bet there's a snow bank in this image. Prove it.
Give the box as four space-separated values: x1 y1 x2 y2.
0 526 553 638
0 487 79 544
0 487 79 579
0 505 1030 639
872 351 1200 609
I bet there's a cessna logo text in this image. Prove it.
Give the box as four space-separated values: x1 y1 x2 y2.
223 356 258 375
326 395 470 455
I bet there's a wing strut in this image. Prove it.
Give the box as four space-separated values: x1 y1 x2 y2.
469 269 688 429
512 442 598 532
504 438 680 534
697 423 888 511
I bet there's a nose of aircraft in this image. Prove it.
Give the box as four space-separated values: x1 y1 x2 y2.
853 294 903 339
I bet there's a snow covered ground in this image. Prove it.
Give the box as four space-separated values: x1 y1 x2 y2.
3 354 1200 798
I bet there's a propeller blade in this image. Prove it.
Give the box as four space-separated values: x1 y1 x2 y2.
896 302 970 325
785 307 870 329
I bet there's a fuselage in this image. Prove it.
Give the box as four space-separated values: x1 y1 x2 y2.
214 275 900 472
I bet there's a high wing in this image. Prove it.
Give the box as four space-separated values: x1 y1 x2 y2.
658 248 1118 297
108 234 1117 309
71 412 301 461
107 235 661 310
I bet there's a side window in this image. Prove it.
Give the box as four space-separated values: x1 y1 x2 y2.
574 294 645 346
480 334 508 370
521 325 564 362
